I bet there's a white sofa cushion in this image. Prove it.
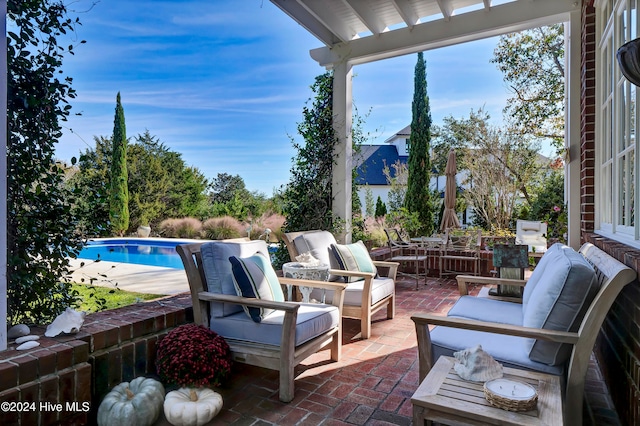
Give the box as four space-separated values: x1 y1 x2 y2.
201 240 271 318
522 245 597 365
293 231 342 281
210 302 340 347
229 253 285 322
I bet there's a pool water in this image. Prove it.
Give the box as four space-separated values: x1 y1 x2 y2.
77 238 279 269
77 239 185 269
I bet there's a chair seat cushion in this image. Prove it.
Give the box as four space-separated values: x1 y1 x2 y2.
447 296 523 326
309 277 394 306
210 302 340 347
330 241 377 282
229 253 285 323
429 325 564 376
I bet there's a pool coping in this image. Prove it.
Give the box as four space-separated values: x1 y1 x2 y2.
67 257 189 296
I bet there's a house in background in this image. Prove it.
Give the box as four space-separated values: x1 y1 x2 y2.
353 125 408 211
354 124 471 224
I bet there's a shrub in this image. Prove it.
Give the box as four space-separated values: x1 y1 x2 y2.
156 324 232 387
202 216 243 240
364 217 388 248
157 217 203 238
174 217 202 238
157 218 181 238
249 213 286 241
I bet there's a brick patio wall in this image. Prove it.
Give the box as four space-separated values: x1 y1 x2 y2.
581 3 640 425
370 246 495 277
0 294 193 425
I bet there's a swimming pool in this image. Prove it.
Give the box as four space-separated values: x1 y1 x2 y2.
77 238 188 269
77 238 279 269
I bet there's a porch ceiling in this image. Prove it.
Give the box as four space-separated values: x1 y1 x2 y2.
270 0 579 67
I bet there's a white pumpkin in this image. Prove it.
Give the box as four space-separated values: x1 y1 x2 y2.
97 377 165 426
163 387 223 426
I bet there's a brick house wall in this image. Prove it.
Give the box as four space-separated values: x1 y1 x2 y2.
582 2 640 425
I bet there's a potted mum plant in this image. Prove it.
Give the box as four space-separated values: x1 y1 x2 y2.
156 324 232 388
156 324 232 425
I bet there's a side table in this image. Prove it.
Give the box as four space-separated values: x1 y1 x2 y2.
411 356 562 426
282 262 329 302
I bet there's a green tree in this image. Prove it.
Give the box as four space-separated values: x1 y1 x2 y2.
282 72 337 232
210 173 247 204
67 136 112 236
109 92 129 236
375 196 387 218
383 161 408 213
209 173 269 221
364 188 374 217
70 131 209 232
128 133 171 227
405 52 434 236
431 108 489 175
129 131 208 225
7 0 85 324
525 167 566 241
491 24 565 151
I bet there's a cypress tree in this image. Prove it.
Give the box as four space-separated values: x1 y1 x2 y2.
109 92 130 236
405 52 434 236
375 196 387 218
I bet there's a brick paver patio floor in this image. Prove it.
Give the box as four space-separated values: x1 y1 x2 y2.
156 274 620 426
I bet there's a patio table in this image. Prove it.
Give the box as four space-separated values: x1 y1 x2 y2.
411 356 563 426
282 262 329 302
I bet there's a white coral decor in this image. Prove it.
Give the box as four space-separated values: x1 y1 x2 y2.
45 307 86 337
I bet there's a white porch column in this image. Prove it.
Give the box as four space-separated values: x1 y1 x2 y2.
332 61 353 244
565 13 581 249
1 0 8 351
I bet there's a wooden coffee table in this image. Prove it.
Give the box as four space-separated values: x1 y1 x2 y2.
411 356 563 426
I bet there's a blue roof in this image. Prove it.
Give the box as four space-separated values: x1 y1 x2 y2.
354 145 407 185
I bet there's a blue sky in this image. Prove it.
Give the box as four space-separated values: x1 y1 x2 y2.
58 0 517 195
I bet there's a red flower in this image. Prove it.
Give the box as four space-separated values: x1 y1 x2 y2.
156 324 232 387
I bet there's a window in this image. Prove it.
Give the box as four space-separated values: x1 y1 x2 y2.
597 0 639 242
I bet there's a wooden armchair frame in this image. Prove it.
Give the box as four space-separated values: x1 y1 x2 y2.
282 230 399 339
177 242 347 402
412 243 637 424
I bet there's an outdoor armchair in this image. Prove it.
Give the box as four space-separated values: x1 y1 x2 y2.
177 239 346 402
412 242 637 425
283 230 398 339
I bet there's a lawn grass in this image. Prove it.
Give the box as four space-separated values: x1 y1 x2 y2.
71 283 162 313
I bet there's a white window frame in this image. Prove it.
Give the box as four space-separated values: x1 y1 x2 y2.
596 0 640 247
